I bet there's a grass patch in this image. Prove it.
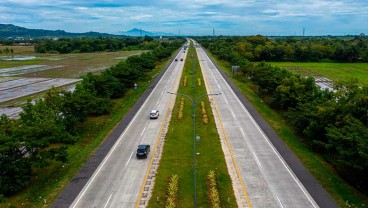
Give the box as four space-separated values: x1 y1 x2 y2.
149 45 237 207
209 54 368 207
0 55 171 208
268 62 368 85
0 45 35 54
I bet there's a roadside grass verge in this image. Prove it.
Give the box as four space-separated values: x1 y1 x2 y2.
268 62 368 85
148 46 237 207
0 56 171 208
209 54 368 207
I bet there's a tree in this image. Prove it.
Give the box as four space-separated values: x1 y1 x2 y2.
272 76 318 109
0 115 32 196
325 116 368 192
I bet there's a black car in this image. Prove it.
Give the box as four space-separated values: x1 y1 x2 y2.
136 144 150 159
175 58 178 61
180 58 183 61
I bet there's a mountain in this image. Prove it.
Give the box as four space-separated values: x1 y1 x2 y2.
121 28 176 37
121 28 154 36
0 24 120 38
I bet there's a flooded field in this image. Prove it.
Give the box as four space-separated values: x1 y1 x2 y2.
0 55 37 61
0 65 63 76
0 107 23 119
0 78 81 103
0 47 147 118
0 76 19 83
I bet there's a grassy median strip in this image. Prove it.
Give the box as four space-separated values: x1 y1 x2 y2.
206 53 368 207
0 58 170 208
148 45 237 207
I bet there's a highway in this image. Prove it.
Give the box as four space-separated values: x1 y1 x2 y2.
196 42 328 208
66 47 187 208
53 40 338 208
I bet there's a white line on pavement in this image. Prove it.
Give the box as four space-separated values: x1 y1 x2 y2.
141 127 146 136
126 152 133 167
103 194 112 208
276 195 284 208
252 152 262 168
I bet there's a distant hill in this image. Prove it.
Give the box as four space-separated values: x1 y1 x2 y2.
0 24 121 38
121 28 177 37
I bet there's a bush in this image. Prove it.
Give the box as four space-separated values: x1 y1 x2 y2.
165 175 179 208
207 171 221 208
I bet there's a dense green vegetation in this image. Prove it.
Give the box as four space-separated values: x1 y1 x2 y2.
0 36 184 54
199 35 368 62
199 36 368 197
148 45 237 207
0 39 183 200
34 36 165 53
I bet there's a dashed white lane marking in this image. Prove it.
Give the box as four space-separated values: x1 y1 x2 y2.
125 152 133 167
252 152 262 168
140 127 146 136
276 195 284 208
103 194 112 208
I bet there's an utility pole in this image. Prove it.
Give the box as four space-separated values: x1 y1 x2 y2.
303 27 305 37
140 28 142 37
179 29 181 36
213 28 215 37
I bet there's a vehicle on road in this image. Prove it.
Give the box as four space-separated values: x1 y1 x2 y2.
180 58 183 61
150 110 159 119
136 144 150 159
175 58 177 61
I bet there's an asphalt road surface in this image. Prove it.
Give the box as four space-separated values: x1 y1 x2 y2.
195 41 338 208
53 46 188 208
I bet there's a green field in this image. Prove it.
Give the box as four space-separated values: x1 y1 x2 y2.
148 45 237 207
268 62 368 85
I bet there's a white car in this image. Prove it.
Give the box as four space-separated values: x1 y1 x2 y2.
150 110 159 119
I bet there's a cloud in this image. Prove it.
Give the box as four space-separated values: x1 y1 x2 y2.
0 0 367 35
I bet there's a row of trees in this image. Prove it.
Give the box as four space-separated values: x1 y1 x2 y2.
0 39 183 196
34 36 162 53
199 35 368 62
201 38 368 194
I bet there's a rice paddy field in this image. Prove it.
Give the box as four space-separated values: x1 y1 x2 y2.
268 62 368 85
0 47 147 78
0 45 147 117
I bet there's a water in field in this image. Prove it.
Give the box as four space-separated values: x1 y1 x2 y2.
0 65 63 76
0 55 37 61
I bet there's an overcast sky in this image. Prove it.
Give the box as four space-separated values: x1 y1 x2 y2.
1 0 367 36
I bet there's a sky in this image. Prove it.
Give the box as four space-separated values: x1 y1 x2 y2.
0 0 367 36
